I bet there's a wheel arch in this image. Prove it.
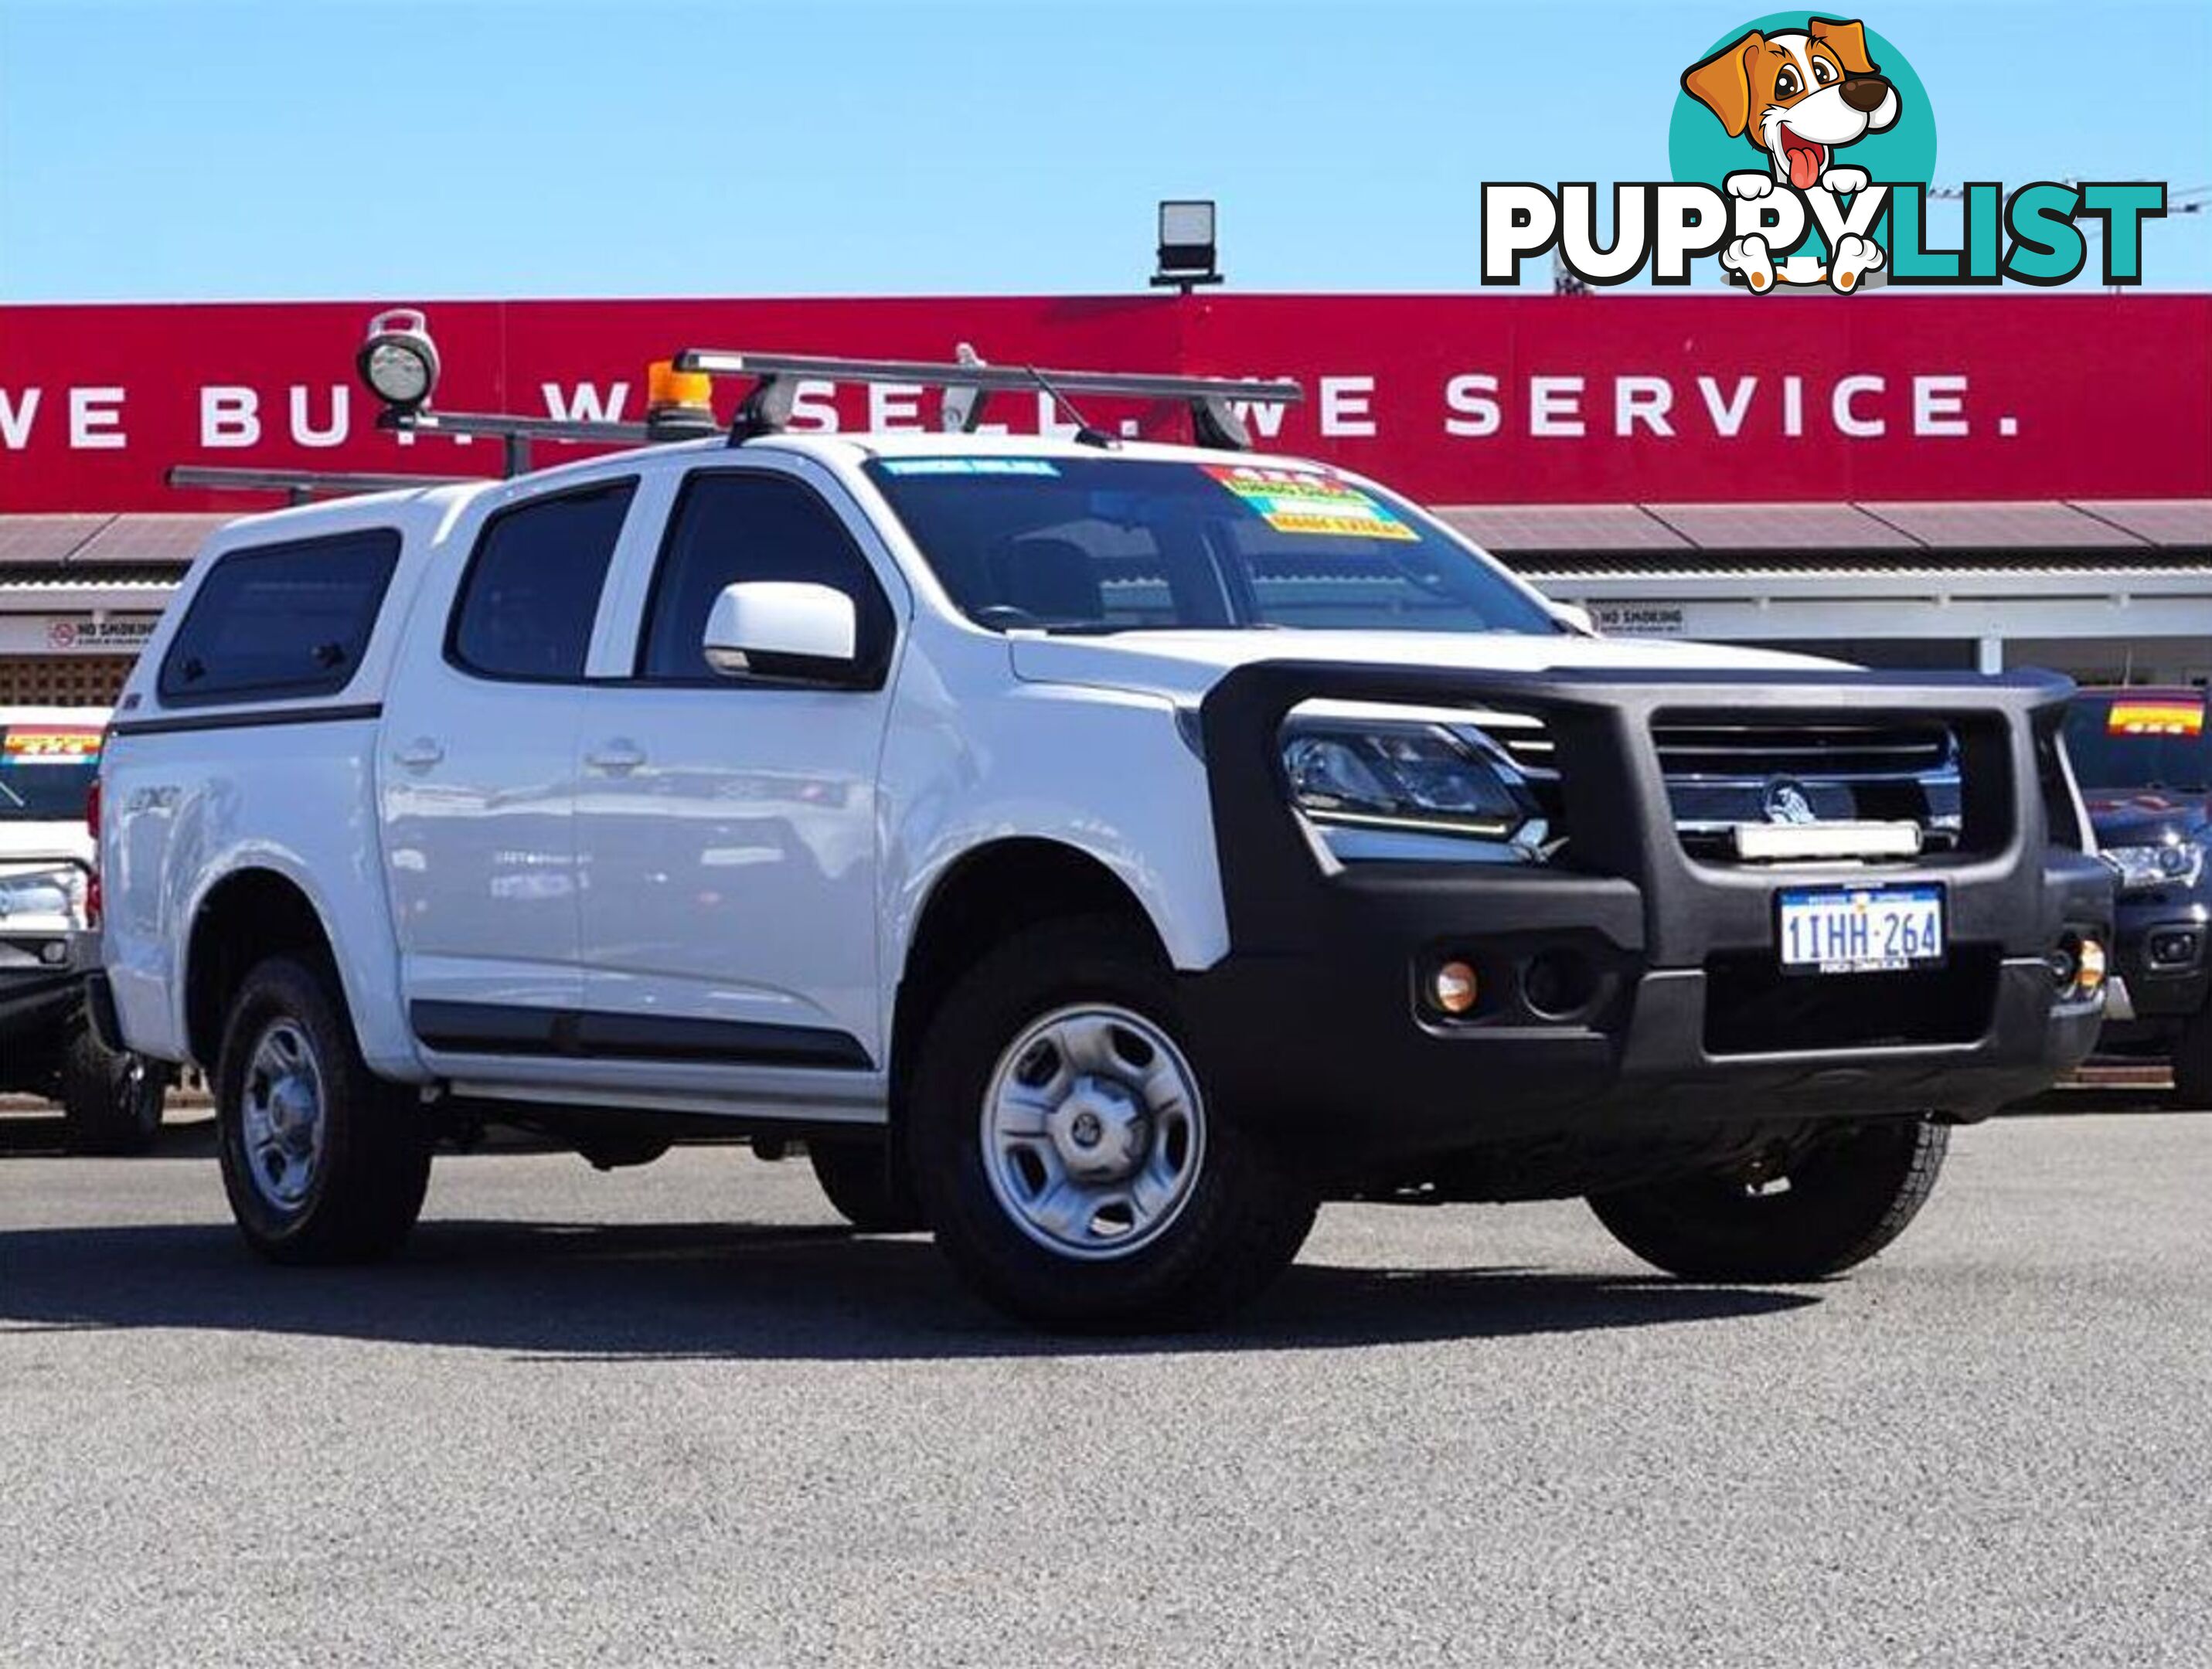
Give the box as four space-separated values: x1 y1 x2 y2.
180 864 346 1071
889 838 1169 1112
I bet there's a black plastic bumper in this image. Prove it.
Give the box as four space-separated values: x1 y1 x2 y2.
1189 662 2114 1174
2107 892 2210 1025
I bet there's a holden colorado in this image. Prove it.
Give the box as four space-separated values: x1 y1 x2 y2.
97 330 2112 1329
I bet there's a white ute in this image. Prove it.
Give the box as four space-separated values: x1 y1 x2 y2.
99 321 2111 1328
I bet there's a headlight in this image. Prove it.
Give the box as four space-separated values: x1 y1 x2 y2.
2101 839 2207 893
0 865 88 927
1281 720 1547 862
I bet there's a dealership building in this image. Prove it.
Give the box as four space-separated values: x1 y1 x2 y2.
0 291 2205 706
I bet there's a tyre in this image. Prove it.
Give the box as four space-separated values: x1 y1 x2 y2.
2169 1008 2212 1108
807 1137 925 1232
59 1019 167 1155
906 916 1318 1331
1589 1118 1949 1282
214 956 431 1265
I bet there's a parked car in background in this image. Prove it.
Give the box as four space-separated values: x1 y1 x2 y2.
2064 687 2212 1102
0 709 167 1151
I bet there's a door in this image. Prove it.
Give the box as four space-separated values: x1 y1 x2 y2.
379 478 637 1025
573 465 902 1069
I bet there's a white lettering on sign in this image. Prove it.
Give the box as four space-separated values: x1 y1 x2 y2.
1914 374 1969 437
1697 376 1758 437
869 382 924 431
1319 376 1377 437
69 387 126 450
1530 376 1584 437
0 369 2008 464
1444 374 1501 437
1614 376 1674 437
1225 395 1288 440
291 384 349 448
543 381 630 423
202 387 260 447
785 379 839 433
1833 374 1886 438
0 388 39 450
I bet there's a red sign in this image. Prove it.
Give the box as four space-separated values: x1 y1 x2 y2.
1 293 2205 510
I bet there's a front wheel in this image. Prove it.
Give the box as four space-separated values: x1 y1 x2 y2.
1588 1118 1949 1282
215 956 430 1265
907 917 1318 1331
60 1020 167 1155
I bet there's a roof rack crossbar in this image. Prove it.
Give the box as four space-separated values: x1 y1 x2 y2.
167 464 484 505
671 348 1302 452
383 410 654 478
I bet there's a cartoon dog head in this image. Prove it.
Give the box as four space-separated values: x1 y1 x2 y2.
1682 18 1899 191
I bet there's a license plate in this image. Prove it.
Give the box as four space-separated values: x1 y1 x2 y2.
1778 885 1945 975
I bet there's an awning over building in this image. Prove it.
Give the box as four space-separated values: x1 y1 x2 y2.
1436 499 2212 558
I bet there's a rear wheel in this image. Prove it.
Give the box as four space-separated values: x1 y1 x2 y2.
807 1137 925 1232
907 917 1318 1331
59 1019 167 1155
215 956 430 1264
1588 1118 1948 1282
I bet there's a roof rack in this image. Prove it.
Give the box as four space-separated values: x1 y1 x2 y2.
167 464 485 505
670 347 1304 451
166 313 1310 502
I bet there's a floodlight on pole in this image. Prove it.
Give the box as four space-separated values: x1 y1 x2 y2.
1152 199 1223 294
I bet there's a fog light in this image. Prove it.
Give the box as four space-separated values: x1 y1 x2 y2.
2074 936 2108 998
39 939 68 966
1432 960 1479 1015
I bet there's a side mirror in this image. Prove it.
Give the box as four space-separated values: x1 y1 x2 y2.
1550 600 1598 636
702 581 860 682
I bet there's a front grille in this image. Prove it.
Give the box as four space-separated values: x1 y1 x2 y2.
1652 716 1963 860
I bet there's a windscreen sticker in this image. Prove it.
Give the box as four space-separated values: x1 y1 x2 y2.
2107 702 2205 736
1202 464 1418 541
0 729 102 766
878 457 1060 477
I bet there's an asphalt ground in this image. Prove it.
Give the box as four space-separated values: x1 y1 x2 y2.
2 1101 2207 1668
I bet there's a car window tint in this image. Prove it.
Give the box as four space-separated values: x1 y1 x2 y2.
638 472 893 682
158 529 400 703
450 481 636 681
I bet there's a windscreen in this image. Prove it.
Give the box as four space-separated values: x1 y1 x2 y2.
0 723 101 822
863 457 1560 637
2062 694 2212 792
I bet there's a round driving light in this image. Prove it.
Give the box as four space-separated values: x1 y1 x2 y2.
356 308 441 414
1433 960 1479 1015
2074 936 2108 997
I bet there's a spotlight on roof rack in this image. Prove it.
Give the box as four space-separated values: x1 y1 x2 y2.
356 308 441 416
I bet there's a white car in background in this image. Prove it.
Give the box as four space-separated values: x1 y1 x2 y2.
0 709 166 1151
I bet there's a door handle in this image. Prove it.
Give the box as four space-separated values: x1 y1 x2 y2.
393 737 444 770
586 739 646 773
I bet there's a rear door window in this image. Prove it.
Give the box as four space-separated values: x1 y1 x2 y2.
448 481 637 682
158 529 401 704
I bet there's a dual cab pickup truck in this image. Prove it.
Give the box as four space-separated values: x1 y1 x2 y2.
99 345 2112 1328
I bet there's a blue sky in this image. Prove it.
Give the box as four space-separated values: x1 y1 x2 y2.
2 0 2206 299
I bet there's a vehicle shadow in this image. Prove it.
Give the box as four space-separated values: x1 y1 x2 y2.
0 1213 1817 1360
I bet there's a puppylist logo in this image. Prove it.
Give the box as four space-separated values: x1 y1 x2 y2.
1483 14 2169 292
